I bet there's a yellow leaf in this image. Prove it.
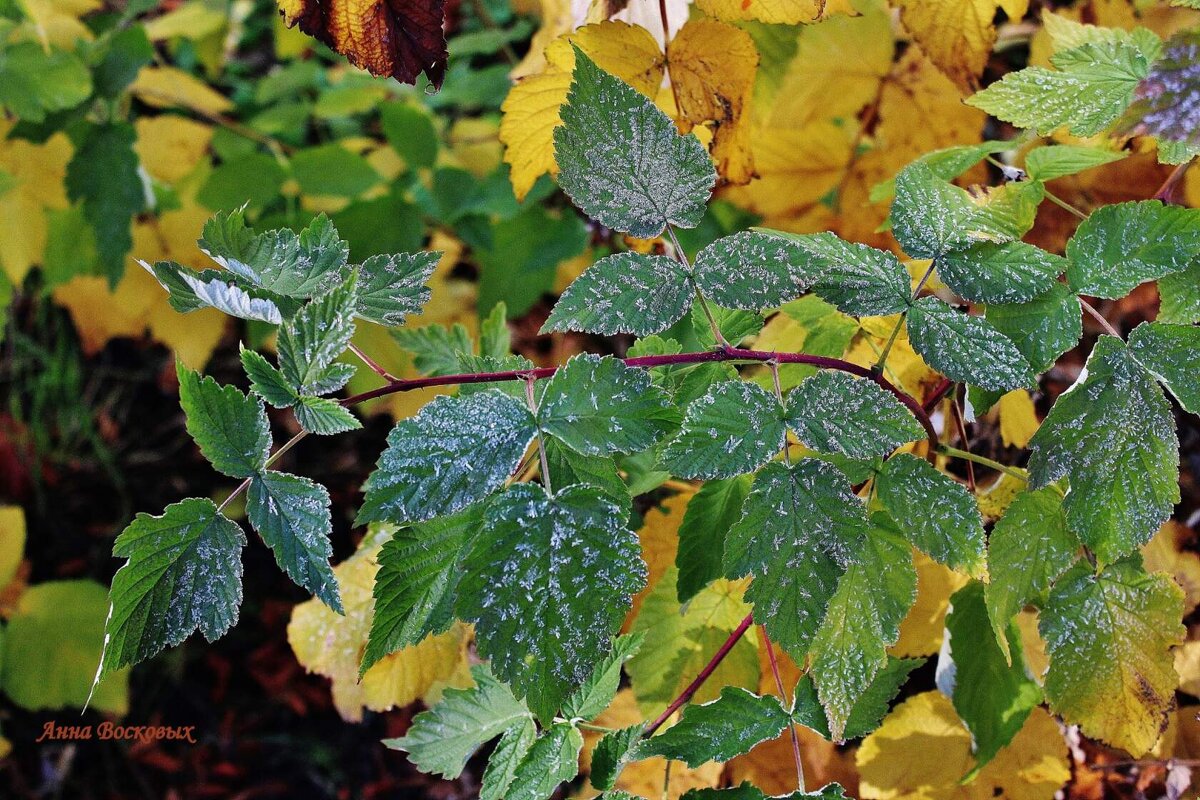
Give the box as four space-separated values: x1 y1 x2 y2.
510 0 576 79
628 491 690 624
729 726 860 797
1015 610 1048 685
130 66 235 116
889 550 966 657
975 471 1027 519
0 506 26 591
893 0 1030 92
858 692 1068 800
666 19 759 184
142 0 228 41
1142 521 1200 615
0 123 72 283
287 536 470 722
52 270 159 354
134 116 213 185
997 389 1039 448
580 689 723 798
447 117 502 177
500 21 665 199
695 0 856 25
1174 641 1200 696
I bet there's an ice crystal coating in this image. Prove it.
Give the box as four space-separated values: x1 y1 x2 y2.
1128 321 1200 414
691 231 816 311
785 370 924 459
1066 200 1200 298
660 381 786 479
542 252 693 336
937 241 1065 305
985 284 1083 374
277 273 359 395
906 296 1035 391
355 251 439 327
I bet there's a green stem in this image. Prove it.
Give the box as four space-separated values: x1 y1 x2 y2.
1043 189 1088 221
876 259 937 372
937 445 1027 482
218 430 310 513
525 375 553 494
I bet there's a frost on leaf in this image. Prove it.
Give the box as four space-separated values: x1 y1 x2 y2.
147 260 284 324
357 389 536 525
906 296 1035 391
542 252 693 336
247 471 341 613
660 381 785 480
177 361 270 479
936 241 1065 305
99 498 245 675
724 459 869 659
757 230 910 317
985 284 1082 374
456 484 646 721
876 453 986 578
1040 558 1184 755
1128 321 1200 415
538 354 680 457
691 232 815 311
354 251 439 327
785 370 924 459
276 272 359 395
1065 200 1200 299
640 687 791 767
1028 336 1179 564
553 48 716 239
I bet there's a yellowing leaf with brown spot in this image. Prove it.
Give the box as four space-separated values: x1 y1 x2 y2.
130 66 235 115
889 550 966 657
1142 521 1200 615
998 389 1039 448
500 21 664 199
893 0 1030 92
858 692 1068 800
288 537 470 722
0 123 71 283
666 19 759 184
579 689 723 798
134 116 213 185
696 0 858 25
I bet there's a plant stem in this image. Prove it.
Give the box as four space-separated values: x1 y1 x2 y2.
937 444 1028 482
1043 189 1088 221
218 430 310 513
876 259 937 372
348 343 398 382
524 376 553 494
760 625 806 793
1154 159 1193 204
769 362 790 461
1079 297 1121 338
644 613 754 737
470 0 519 65
664 224 729 348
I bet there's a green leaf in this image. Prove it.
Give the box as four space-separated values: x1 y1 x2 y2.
99 498 245 675
890 162 1024 260
247 471 340 613
480 719 537 800
385 664 531 778
792 656 923 741
357 389 536 524
504 723 584 800
591 725 645 790
355 252 439 326
148 261 285 324
1128 321 1200 414
0 42 91 122
176 362 270 479
692 232 813 311
1023 145 1126 182
293 395 361 435
676 476 751 603
553 48 715 238
394 322 476 375
457 484 646 720
1158 260 1200 324
984 487 1077 662
641 687 791 767
542 252 693 336
725 460 868 657
480 302 511 359
363 506 482 673
809 519 917 740
291 144 382 197
277 274 359 395
1040 558 1184 755
380 102 439 169
876 453 986 577
563 633 644 721
785 371 924 459
1028 336 1179 563
966 40 1152 137
906 297 1034 391
1066 200 1200 298
693 305 764 348
945 582 1042 774
985 284 1082 374
65 123 143 282
660 381 785 479
199 211 349 298
1 580 128 714
937 242 1065 305
869 141 1011 204
539 354 678 457
758 231 910 317
543 438 628 502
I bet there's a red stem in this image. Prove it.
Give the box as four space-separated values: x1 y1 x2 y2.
341 345 940 447
760 624 806 792
644 613 754 737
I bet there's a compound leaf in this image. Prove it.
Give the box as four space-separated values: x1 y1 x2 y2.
591 725 646 790
985 284 1082 374
640 687 791 767
758 231 910 317
1128 321 1200 415
277 273 359 395
692 232 813 311
676 476 751 603
355 251 439 326
563 633 644 721
480 719 537 800
240 346 298 407
504 722 584 800
293 395 362 435
1066 200 1200 298
937 241 1065 305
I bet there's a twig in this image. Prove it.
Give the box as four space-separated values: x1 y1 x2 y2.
760 625 805 793
1079 297 1121 339
218 430 309 512
348 343 399 382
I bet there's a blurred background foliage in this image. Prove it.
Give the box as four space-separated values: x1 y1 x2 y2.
0 0 1199 796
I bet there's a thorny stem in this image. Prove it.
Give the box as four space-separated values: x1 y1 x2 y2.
218 430 309 512
760 625 806 793
524 376 553 494
348 343 399 382
1079 297 1122 339
340 346 940 447
937 444 1028 482
644 613 755 737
